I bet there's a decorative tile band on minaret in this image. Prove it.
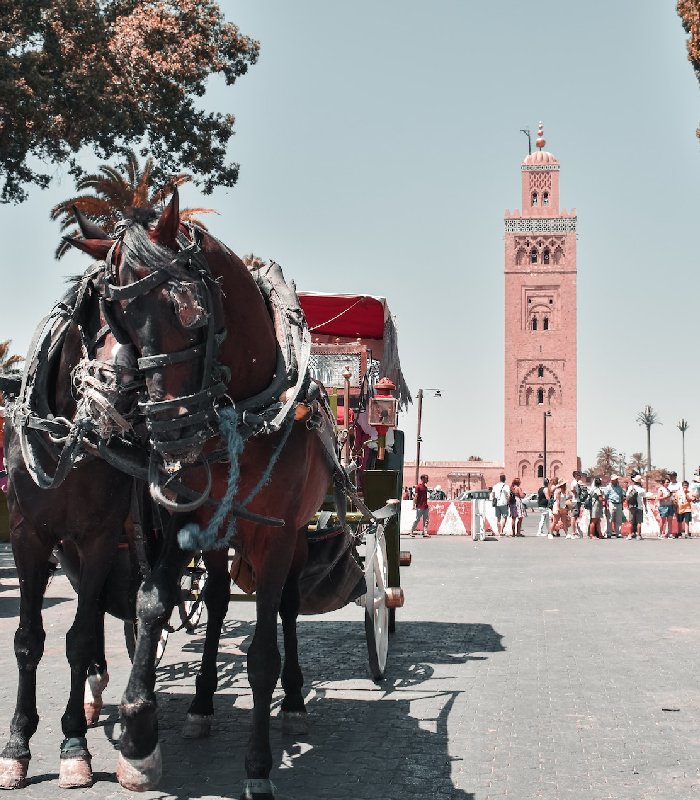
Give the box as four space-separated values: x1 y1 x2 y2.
503 123 578 490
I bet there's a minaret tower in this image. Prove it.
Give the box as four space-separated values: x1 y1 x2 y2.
504 123 578 490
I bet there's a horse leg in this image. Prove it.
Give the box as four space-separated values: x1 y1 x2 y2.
84 614 109 728
0 522 52 789
58 542 120 788
183 548 230 739
241 533 298 800
117 535 191 791
280 538 308 736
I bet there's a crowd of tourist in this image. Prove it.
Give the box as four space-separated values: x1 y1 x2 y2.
528 469 700 540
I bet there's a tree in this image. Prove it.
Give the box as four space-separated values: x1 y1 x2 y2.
588 446 618 479
51 150 216 258
0 340 24 408
636 405 661 473
0 1 259 203
467 455 484 461
628 452 646 476
679 2 700 144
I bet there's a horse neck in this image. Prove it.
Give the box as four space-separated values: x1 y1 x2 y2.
200 235 278 402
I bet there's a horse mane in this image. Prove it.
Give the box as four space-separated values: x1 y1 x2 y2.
117 215 188 278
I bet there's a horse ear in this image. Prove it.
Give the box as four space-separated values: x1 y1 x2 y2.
72 206 110 240
63 237 114 260
153 186 180 248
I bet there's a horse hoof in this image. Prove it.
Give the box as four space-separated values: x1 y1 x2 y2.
58 755 93 789
84 701 103 728
282 710 308 736
0 758 29 790
240 778 276 799
182 713 212 739
116 745 162 792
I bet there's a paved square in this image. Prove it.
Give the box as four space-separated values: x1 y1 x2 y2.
0 528 699 799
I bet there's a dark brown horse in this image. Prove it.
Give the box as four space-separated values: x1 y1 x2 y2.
67 192 336 799
0 258 146 789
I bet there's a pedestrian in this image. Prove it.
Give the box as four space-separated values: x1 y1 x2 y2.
657 477 674 538
674 480 696 538
509 477 525 537
569 471 587 537
550 478 570 538
588 477 604 538
536 478 551 536
410 474 431 538
626 474 646 539
668 471 680 536
604 475 625 537
491 474 510 536
432 484 446 500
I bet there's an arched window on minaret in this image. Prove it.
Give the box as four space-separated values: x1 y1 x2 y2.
537 365 544 378
537 464 544 478
532 192 538 207
553 246 564 265
548 386 556 405
543 317 549 331
531 249 538 264
532 317 538 331
543 249 550 264
543 191 549 207
537 389 544 405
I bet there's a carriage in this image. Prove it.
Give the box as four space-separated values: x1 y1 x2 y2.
161 291 412 680
0 193 412 797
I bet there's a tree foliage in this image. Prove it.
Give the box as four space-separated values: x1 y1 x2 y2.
51 149 216 258
679 2 700 140
0 1 259 203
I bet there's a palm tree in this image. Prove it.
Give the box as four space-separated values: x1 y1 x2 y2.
628 452 646 475
0 340 23 419
51 150 217 258
636 405 661 473
0 340 23 377
595 446 618 478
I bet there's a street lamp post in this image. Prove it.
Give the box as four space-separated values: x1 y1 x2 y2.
414 388 441 486
543 411 552 481
678 419 690 482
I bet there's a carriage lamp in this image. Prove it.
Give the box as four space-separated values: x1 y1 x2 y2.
368 378 397 461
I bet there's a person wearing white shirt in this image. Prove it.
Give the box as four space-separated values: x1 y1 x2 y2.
491 475 510 536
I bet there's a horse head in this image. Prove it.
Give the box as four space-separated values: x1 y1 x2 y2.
68 190 226 476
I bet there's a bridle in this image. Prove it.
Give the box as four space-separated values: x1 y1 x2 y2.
101 222 229 464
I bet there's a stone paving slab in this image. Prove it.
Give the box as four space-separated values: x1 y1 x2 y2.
0 525 699 799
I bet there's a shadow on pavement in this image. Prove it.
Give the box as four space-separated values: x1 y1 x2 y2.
143 620 501 799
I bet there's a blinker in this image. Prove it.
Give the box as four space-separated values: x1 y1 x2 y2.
170 281 208 329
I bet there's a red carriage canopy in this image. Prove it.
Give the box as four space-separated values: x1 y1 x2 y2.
297 293 387 339
297 292 411 409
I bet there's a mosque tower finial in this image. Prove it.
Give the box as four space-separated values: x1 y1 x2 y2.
536 121 546 150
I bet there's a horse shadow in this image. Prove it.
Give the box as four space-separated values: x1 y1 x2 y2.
121 619 505 800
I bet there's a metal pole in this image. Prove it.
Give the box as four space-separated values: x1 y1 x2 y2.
342 365 351 466
414 389 423 486
679 419 689 482
543 411 547 481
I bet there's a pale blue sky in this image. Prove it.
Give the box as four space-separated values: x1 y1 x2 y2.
2 1 699 474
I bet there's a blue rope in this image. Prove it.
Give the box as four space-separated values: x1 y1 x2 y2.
177 410 295 552
177 407 244 551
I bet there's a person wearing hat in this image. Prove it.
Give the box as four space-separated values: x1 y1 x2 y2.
604 475 625 537
626 474 647 539
550 477 570 538
432 484 446 500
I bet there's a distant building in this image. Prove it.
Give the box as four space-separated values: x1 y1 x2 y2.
504 123 579 490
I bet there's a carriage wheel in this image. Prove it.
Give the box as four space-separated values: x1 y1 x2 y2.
364 525 389 680
178 557 208 632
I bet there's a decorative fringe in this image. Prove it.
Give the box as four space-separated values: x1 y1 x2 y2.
177 408 245 551
380 314 412 409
